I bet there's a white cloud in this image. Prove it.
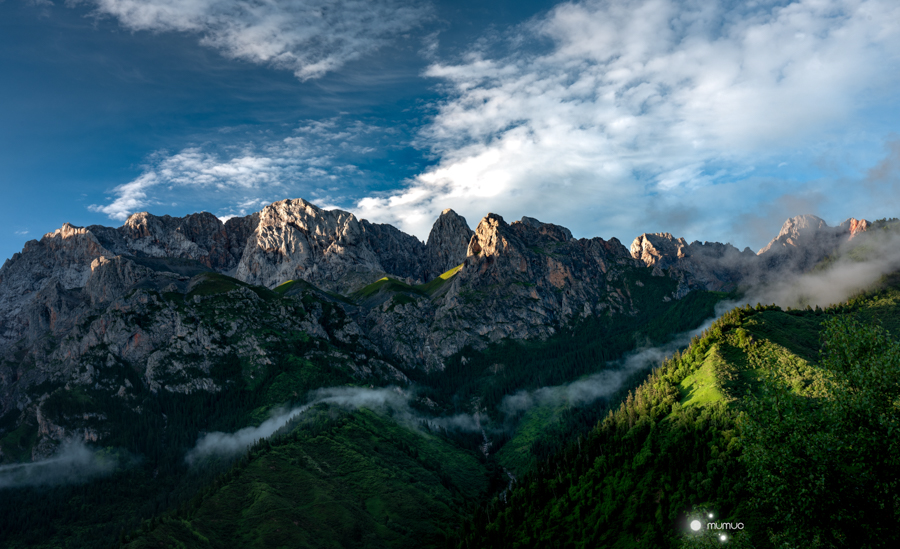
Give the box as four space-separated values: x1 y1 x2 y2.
351 0 900 245
88 119 397 221
78 0 430 80
85 0 900 247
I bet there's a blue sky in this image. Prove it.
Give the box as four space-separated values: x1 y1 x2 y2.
2 0 899 264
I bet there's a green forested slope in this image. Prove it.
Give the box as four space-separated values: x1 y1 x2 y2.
457 283 900 549
124 408 490 549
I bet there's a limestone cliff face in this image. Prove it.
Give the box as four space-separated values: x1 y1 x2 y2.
840 217 871 240
423 209 474 280
628 215 874 294
360 220 427 283
0 199 473 360
757 214 858 273
630 233 689 270
630 233 758 294
230 200 473 292
758 214 830 255
0 224 113 350
233 199 386 293
89 211 252 271
359 214 640 370
0 270 406 455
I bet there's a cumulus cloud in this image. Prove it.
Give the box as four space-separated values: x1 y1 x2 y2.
351 0 900 245
84 0 900 247
76 0 431 80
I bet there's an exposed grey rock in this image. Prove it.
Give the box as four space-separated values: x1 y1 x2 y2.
756 214 850 273
84 256 156 306
115 211 231 269
0 224 112 350
630 232 758 293
359 213 639 371
223 213 261 271
234 198 386 293
423 209 474 280
360 219 427 283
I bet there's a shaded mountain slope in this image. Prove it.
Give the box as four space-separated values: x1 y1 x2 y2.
123 408 490 549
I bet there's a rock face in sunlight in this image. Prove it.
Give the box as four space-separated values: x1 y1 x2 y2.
630 232 758 295
841 217 871 239
755 214 864 273
359 213 640 371
234 198 385 293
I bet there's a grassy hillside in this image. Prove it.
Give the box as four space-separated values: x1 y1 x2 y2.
455 281 900 548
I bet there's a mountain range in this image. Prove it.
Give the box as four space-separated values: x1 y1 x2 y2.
0 197 890 549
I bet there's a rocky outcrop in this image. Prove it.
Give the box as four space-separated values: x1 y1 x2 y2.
628 215 875 294
423 209 474 280
0 224 113 350
91 211 253 271
359 214 640 370
0 266 406 453
84 256 156 306
840 217 871 240
222 213 261 272
630 233 758 293
757 214 852 273
630 233 688 271
360 220 427 283
758 214 829 255
233 199 386 293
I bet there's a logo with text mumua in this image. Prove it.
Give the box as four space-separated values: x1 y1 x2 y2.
687 510 744 543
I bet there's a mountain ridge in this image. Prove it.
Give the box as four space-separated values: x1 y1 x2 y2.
0 197 894 549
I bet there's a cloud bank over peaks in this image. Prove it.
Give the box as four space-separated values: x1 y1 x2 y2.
352 0 900 244
79 0 431 80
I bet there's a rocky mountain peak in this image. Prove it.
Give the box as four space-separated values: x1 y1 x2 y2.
467 214 510 259
43 222 91 241
424 209 473 279
234 198 385 293
512 217 573 242
840 217 871 240
758 214 828 255
630 233 689 268
116 211 231 269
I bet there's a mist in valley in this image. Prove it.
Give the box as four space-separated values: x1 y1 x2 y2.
0 440 120 489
